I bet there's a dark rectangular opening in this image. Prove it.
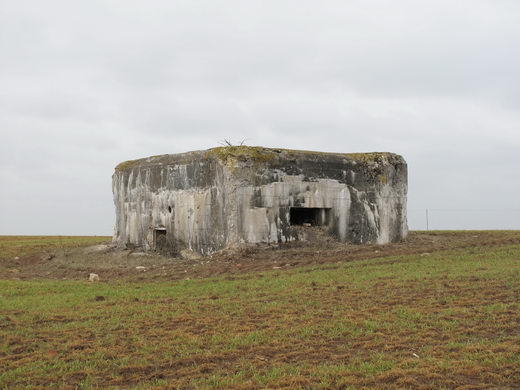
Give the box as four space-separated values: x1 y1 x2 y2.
290 207 330 226
153 228 167 250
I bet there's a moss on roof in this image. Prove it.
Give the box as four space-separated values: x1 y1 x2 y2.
114 155 165 171
115 146 401 172
114 159 142 171
204 146 395 163
204 146 276 165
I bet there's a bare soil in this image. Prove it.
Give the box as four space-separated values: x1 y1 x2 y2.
2 230 519 282
2 231 520 389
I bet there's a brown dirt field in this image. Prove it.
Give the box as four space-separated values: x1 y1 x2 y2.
1 231 520 389
1 230 520 282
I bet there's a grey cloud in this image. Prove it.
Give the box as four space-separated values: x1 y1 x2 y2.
1 0 519 234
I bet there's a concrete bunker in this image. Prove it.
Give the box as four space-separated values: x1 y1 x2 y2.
113 146 408 255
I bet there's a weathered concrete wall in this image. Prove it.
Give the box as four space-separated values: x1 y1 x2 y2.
113 147 408 255
112 151 230 255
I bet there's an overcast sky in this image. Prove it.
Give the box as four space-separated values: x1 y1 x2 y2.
1 0 519 235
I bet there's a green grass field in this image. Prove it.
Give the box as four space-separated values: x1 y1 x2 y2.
0 236 111 260
1 235 519 389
